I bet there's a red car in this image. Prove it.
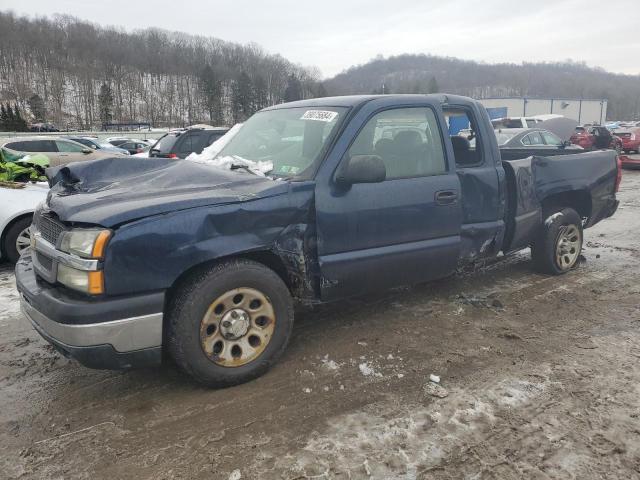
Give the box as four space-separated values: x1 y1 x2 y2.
621 155 640 169
613 128 640 154
570 126 622 152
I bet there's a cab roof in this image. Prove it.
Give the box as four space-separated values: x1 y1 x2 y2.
264 94 476 110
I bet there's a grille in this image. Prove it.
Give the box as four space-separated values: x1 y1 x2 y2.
38 214 65 246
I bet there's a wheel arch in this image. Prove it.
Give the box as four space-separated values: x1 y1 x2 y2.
164 250 292 309
540 190 592 221
0 212 34 258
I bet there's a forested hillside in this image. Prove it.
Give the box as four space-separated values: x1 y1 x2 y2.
325 54 640 120
0 12 324 129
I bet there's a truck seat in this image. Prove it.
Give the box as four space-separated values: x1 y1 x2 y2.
450 136 476 166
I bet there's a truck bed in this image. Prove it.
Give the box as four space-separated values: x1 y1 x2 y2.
501 150 619 253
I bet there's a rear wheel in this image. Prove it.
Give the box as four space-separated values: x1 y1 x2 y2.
167 258 294 387
531 208 583 275
3 216 32 264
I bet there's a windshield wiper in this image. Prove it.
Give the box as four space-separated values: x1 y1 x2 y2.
230 163 258 175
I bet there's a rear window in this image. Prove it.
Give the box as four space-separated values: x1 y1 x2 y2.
153 133 180 153
575 127 586 133
492 119 523 129
613 131 632 138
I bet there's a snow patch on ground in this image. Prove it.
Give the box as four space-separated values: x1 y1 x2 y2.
358 362 381 378
321 355 341 371
0 270 20 318
274 374 551 478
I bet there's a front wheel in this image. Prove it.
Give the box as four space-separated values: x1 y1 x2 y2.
3 216 32 264
167 258 294 387
531 208 583 275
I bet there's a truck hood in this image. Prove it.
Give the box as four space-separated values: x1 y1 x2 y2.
45 157 289 227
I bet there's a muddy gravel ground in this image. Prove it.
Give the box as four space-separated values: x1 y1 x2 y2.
1 171 640 480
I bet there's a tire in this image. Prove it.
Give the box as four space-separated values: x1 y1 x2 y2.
531 208 583 275
3 216 32 264
167 258 294 387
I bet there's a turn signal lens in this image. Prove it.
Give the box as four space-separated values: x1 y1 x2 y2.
91 231 111 259
88 271 104 295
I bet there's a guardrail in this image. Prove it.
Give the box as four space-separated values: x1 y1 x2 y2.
0 130 170 143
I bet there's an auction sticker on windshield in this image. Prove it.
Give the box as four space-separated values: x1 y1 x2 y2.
300 110 338 122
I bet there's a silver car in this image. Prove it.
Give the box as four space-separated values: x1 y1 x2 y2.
2 136 128 167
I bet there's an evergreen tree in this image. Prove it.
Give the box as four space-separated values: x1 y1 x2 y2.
253 74 268 112
13 105 28 132
28 94 46 122
283 74 303 102
0 104 7 131
5 104 16 131
314 82 328 98
232 71 253 122
199 64 222 125
427 76 439 94
98 83 114 126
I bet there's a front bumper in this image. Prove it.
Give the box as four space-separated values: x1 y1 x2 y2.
16 252 164 370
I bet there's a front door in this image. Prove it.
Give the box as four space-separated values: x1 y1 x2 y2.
315 103 462 300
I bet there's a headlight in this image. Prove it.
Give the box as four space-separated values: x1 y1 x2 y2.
59 229 111 259
57 264 104 294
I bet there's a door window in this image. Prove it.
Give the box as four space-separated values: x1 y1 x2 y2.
178 133 206 154
522 132 544 146
55 140 85 152
347 107 446 179
443 107 484 167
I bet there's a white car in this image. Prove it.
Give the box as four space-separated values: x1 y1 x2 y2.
0 182 48 263
491 117 545 129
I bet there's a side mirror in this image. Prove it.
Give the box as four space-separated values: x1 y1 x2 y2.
82 148 93 154
561 140 572 148
335 154 386 185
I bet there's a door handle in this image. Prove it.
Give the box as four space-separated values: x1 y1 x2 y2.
435 190 458 205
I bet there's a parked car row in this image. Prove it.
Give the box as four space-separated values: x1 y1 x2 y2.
570 126 623 153
0 126 232 265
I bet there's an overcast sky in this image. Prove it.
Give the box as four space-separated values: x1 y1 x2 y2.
3 0 639 78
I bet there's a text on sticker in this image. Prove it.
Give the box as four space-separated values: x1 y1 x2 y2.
300 110 338 122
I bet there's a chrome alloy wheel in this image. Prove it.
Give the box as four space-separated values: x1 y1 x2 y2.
15 227 31 256
200 287 276 367
555 225 582 271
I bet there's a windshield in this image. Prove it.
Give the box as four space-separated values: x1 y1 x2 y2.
217 106 347 178
495 131 518 145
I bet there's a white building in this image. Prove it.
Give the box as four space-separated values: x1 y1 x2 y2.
478 97 608 125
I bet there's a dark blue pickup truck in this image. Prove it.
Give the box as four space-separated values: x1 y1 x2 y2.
16 94 621 387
